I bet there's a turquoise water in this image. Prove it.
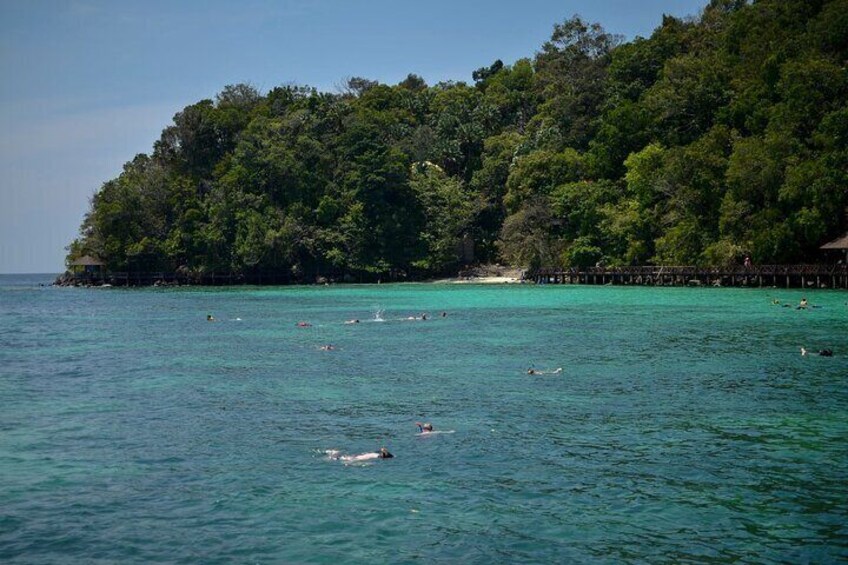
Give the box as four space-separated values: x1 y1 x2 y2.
1 274 846 563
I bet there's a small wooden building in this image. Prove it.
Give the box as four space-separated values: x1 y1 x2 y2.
820 232 848 263
70 255 105 275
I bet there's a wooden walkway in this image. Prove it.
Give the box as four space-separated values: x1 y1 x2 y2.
528 265 848 289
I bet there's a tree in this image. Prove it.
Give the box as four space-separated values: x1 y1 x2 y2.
409 163 475 272
532 16 622 150
498 197 562 269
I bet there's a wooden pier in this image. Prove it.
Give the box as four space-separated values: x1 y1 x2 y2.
528 265 848 289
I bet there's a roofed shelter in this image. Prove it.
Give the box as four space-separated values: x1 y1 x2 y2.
820 232 848 264
820 232 848 250
70 255 105 275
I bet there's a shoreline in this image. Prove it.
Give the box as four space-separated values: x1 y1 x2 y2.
430 275 525 285
51 263 848 290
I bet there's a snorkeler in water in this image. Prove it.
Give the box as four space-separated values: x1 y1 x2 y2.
527 367 563 375
328 446 393 462
345 448 392 461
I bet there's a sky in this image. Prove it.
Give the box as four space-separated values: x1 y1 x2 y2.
0 0 708 274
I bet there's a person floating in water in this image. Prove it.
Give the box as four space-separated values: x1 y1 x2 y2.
405 313 428 321
801 347 833 357
296 321 312 327
416 422 434 433
527 367 563 375
328 447 393 462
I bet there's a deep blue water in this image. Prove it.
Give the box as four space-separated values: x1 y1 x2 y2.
1 274 847 563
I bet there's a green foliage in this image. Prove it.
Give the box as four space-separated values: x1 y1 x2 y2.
564 236 603 268
68 1 848 277
504 149 583 212
498 198 561 269
409 164 475 272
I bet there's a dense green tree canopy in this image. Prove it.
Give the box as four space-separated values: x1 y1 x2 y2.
68 1 848 279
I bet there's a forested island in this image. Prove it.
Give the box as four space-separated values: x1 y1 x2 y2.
65 0 848 283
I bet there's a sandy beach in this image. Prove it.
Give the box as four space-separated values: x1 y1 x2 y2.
432 266 526 284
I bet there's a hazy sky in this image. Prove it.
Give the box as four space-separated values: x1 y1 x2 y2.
0 0 707 273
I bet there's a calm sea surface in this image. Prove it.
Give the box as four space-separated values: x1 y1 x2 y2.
1 274 846 563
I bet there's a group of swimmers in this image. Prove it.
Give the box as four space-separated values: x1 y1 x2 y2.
768 300 836 356
329 422 441 463
772 297 815 310
345 312 447 324
210 310 448 326
208 310 449 354
308 311 449 351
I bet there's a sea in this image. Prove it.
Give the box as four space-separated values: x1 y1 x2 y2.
1 273 846 563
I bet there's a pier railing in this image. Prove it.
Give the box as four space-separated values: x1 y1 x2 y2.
528 264 848 289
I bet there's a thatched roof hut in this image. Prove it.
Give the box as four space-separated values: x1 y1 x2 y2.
820 232 848 262
70 255 104 267
70 255 104 273
820 233 848 250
